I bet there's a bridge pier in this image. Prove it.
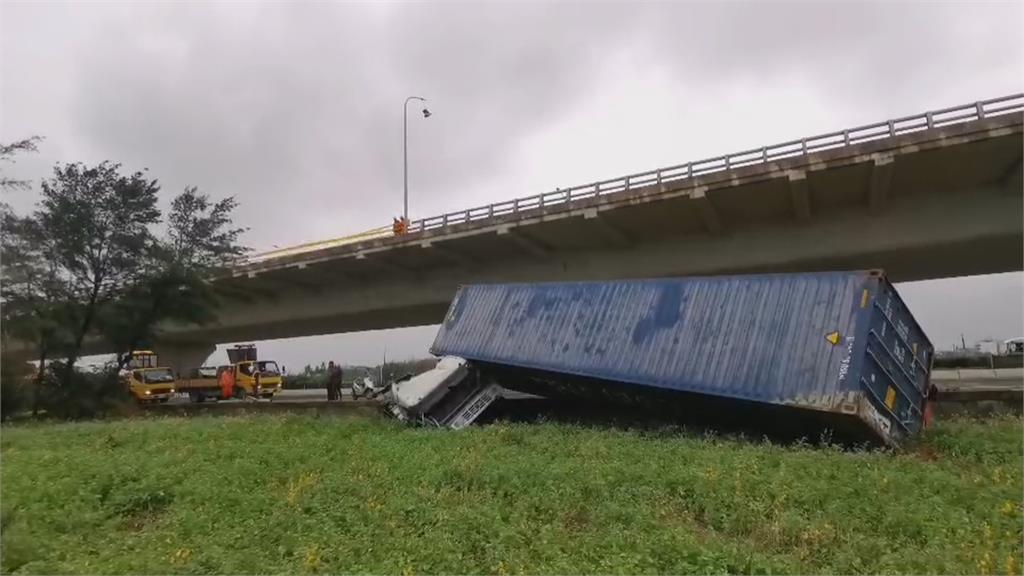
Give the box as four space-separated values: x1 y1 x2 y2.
157 342 216 378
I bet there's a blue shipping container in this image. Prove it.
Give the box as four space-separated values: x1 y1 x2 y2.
431 271 933 444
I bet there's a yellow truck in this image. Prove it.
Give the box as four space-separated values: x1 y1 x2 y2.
176 366 222 403
121 351 177 404
176 345 282 402
230 359 283 400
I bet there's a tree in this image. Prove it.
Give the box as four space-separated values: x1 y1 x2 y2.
0 136 42 192
0 136 55 417
167 187 247 270
36 162 161 387
2 155 249 418
98 187 247 370
0 206 71 414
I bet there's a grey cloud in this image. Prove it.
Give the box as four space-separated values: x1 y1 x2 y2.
3 2 1021 365
44 3 649 247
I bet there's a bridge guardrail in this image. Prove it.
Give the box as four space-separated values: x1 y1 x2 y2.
247 225 393 265
247 93 1023 265
411 93 1023 233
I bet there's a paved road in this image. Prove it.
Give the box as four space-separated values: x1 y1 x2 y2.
164 388 366 406
931 368 1023 390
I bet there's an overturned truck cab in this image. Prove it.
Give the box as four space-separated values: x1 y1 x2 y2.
384 357 504 429
386 271 934 445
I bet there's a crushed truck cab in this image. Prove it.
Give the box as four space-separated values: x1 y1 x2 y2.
383 357 503 429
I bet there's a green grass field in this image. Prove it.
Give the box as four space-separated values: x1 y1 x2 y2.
1 412 1021 575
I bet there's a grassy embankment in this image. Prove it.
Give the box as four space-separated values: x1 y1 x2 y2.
1 412 1021 574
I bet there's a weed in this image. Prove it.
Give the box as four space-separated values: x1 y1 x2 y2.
0 413 1020 574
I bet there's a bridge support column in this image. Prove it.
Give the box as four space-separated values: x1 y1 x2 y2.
157 343 216 379
868 154 895 213
787 170 811 222
691 186 724 234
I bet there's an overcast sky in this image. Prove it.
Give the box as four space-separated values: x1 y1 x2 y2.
2 2 1022 368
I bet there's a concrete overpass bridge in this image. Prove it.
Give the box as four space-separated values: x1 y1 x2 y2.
156 94 1023 371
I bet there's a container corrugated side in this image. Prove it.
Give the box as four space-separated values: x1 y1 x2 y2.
431 271 932 444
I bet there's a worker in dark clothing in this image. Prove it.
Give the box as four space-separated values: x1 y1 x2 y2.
338 364 345 400
327 361 342 401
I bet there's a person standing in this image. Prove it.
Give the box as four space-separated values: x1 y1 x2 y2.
219 366 235 400
336 363 345 401
326 361 342 401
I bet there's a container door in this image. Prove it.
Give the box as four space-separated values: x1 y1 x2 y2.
860 278 932 435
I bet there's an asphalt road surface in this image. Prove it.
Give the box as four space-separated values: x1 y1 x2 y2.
163 388 367 406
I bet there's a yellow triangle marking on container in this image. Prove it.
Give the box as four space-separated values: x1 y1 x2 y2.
825 331 841 345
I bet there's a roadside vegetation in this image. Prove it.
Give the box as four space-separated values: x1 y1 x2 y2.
0 137 246 420
2 413 1020 575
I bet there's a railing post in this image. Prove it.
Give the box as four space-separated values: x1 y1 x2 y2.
465 211 470 223
624 176 630 191
420 220 426 233
976 102 985 119
801 139 808 154
442 214 449 227
761 147 767 163
513 198 519 212
925 112 934 129
657 171 663 185
488 204 494 218
724 155 731 169
843 130 850 145
687 163 693 179
887 121 895 136
595 182 601 195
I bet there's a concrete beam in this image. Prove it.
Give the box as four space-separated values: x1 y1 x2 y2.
420 241 476 268
999 157 1022 191
252 273 326 295
356 252 409 275
582 209 631 248
787 170 812 222
91 185 1022 349
690 186 724 234
155 342 216 378
868 155 896 213
497 225 551 258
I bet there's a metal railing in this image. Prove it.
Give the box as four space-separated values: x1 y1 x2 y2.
247 93 1023 265
246 225 392 265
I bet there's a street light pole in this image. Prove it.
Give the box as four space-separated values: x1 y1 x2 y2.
404 96 430 222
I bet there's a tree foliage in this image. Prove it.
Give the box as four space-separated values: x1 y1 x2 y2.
0 136 43 191
99 187 247 369
1 155 246 418
37 162 162 384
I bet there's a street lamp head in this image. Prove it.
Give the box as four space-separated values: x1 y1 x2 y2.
422 108 431 118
